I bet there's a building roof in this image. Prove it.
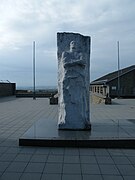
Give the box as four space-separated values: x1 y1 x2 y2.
0 80 11 83
91 65 135 85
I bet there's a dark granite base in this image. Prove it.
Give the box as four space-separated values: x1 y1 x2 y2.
19 138 135 148
19 117 135 148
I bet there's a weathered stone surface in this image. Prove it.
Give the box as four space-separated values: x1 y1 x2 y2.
57 32 91 130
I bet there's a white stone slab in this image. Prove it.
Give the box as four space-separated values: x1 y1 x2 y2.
57 32 91 130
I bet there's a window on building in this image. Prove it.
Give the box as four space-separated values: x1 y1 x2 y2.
100 87 103 94
97 86 99 93
112 86 116 90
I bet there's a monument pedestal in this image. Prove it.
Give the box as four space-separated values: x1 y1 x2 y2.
19 116 135 148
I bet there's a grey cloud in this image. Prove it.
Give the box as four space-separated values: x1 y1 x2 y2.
0 0 135 87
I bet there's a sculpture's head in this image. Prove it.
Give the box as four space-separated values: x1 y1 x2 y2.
70 41 76 52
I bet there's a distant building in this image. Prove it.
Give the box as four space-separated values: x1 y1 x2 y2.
90 65 135 98
0 80 16 97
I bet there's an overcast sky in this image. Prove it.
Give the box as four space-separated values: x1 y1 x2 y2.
0 0 135 88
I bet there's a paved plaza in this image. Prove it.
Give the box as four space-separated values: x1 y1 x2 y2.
0 96 135 180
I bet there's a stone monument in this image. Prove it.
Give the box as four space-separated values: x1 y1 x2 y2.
57 32 91 130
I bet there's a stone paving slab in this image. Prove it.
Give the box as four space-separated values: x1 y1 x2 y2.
0 96 135 179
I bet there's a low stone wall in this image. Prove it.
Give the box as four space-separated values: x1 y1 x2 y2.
0 83 16 97
91 92 106 104
16 90 57 98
